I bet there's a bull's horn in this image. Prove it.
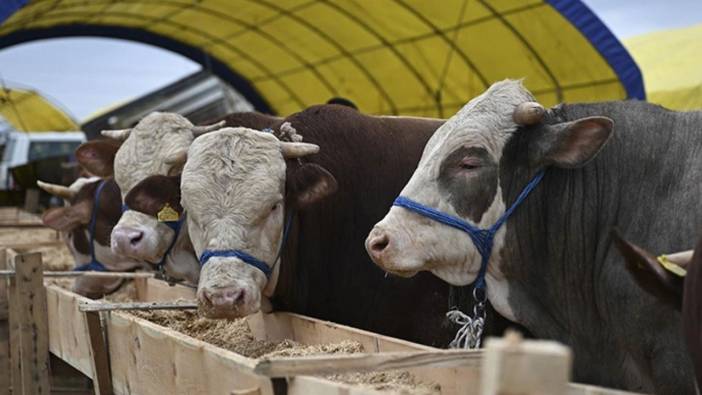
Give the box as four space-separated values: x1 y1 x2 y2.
165 149 188 165
101 128 132 140
37 180 75 199
280 142 319 158
192 120 226 136
513 102 545 125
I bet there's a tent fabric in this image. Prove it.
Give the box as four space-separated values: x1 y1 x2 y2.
0 0 644 117
0 88 79 131
625 23 702 111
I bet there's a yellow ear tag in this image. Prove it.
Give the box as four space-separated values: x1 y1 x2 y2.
657 255 687 277
157 203 180 222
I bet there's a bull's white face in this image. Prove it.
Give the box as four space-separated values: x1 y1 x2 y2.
110 112 195 263
367 81 534 286
182 128 287 318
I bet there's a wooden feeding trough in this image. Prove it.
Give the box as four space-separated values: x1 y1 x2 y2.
0 213 649 395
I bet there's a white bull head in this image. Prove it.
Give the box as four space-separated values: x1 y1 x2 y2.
181 127 336 318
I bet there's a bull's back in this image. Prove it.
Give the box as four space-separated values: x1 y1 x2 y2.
273 105 493 346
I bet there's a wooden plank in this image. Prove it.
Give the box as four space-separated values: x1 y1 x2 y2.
15 251 51 394
134 277 196 302
480 332 571 395
80 301 198 312
0 271 154 278
46 286 94 377
0 241 65 250
84 311 113 395
254 349 483 377
23 189 40 214
0 249 9 395
106 312 272 395
7 265 21 394
248 312 479 395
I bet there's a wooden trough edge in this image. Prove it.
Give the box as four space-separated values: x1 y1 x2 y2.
254 349 483 377
1 244 651 395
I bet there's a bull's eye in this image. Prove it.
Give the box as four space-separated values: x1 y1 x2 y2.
459 157 481 170
271 203 280 212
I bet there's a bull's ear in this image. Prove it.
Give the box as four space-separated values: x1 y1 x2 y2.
530 116 613 168
75 140 121 177
41 202 92 232
611 229 683 309
286 163 337 209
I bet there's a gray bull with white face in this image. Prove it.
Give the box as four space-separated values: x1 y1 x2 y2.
366 80 700 394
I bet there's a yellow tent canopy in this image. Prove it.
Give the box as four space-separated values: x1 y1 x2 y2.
625 23 702 111
0 87 78 131
0 0 644 117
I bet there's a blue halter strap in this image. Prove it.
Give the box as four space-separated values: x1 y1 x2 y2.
121 203 185 272
199 209 295 279
392 170 545 290
393 170 545 349
74 180 109 272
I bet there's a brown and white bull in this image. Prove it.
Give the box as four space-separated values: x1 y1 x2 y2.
38 177 143 298
75 112 224 285
365 80 700 393
76 111 281 285
179 105 519 346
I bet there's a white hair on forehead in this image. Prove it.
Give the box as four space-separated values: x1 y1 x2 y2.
420 80 536 166
183 128 284 216
183 127 285 251
442 80 535 135
114 112 196 195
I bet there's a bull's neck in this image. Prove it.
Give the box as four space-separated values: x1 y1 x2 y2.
494 101 702 342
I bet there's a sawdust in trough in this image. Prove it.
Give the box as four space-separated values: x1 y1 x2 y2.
131 309 440 394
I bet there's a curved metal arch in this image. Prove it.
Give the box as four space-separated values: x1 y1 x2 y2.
251 0 399 114
2 8 308 109
319 0 437 111
478 0 563 102
0 24 275 113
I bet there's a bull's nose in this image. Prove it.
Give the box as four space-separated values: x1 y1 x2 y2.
366 228 391 261
111 227 144 254
202 287 246 310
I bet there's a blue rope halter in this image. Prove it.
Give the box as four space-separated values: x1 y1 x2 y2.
393 170 545 289
392 170 545 349
121 203 185 273
199 209 295 280
74 180 109 272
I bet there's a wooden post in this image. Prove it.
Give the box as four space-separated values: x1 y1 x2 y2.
480 331 572 395
84 311 113 395
7 250 22 395
0 249 9 395
23 189 40 214
14 251 50 394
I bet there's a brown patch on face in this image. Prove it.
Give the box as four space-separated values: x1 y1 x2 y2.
438 146 498 223
75 139 122 177
124 175 183 218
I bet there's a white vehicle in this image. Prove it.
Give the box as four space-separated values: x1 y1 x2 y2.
0 130 86 190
